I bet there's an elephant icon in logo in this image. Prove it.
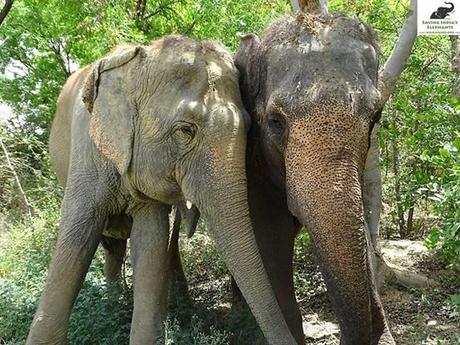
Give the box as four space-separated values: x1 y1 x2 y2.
431 2 455 19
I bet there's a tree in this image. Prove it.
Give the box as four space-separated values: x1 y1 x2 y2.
0 0 14 27
0 0 290 141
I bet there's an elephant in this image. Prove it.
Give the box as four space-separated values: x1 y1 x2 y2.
100 202 199 286
27 35 298 345
430 2 454 19
234 13 394 345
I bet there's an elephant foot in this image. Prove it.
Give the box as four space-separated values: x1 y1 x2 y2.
27 313 68 345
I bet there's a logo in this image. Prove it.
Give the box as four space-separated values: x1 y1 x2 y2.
418 0 460 35
430 2 455 19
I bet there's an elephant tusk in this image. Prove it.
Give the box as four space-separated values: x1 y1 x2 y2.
186 200 193 209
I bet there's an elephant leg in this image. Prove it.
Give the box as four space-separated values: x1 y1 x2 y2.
245 169 305 345
169 207 190 306
101 213 132 283
27 178 108 345
101 236 127 283
129 203 171 345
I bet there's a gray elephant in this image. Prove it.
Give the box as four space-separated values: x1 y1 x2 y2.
430 2 454 19
100 201 199 288
27 35 297 345
235 13 393 345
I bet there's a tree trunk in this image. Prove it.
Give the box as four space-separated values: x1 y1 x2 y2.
406 206 414 237
391 111 406 238
134 0 147 19
0 0 14 28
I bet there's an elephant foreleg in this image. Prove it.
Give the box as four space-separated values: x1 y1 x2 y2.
129 203 171 345
27 178 107 345
101 236 127 283
169 207 191 307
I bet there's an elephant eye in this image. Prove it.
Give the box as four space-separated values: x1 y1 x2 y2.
180 125 195 137
174 122 197 144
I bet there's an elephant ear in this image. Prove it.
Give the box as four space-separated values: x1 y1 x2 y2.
82 46 142 175
235 33 261 112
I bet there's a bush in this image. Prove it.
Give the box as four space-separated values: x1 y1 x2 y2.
0 205 134 344
423 141 460 270
0 205 59 343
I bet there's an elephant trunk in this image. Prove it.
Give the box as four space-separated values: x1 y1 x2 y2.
182 108 298 345
285 118 389 344
446 2 455 11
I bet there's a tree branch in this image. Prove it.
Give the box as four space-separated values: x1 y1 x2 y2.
0 138 33 219
48 39 71 78
378 0 417 106
0 0 14 28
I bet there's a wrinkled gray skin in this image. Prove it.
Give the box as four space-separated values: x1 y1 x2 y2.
100 202 199 284
235 14 394 345
27 35 297 345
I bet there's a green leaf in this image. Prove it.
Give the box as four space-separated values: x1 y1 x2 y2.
439 148 451 158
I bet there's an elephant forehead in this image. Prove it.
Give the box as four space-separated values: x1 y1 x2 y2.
175 99 208 122
267 44 376 90
260 13 379 106
263 42 380 118
261 13 378 54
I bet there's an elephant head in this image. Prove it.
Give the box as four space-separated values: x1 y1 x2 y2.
236 14 393 344
431 2 455 19
85 36 295 344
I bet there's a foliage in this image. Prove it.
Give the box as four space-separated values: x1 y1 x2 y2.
448 293 460 314
0 123 58 215
423 138 460 269
0 0 289 139
0 205 58 343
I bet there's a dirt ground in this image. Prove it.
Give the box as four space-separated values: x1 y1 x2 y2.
181 234 459 344
295 240 460 345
